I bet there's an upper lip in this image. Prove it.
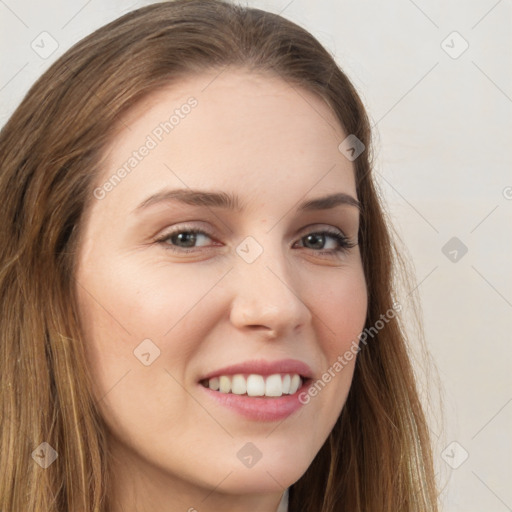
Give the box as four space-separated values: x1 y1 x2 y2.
200 358 314 381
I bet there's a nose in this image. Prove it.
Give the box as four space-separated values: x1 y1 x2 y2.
228 238 312 339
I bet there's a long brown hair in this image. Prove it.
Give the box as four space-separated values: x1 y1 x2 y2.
0 1 438 510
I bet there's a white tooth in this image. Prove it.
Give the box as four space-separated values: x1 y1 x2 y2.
231 374 247 395
289 374 301 394
219 375 231 393
282 374 291 394
208 377 220 391
265 374 283 397
246 374 265 396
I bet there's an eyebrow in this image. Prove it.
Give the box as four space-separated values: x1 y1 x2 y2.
131 188 361 214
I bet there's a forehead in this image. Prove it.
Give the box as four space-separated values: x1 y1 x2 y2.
91 68 356 217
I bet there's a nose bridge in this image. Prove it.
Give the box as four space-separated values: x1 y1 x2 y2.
229 231 310 335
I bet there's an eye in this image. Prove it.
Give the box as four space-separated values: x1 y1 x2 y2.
155 225 357 257
156 227 215 253
293 228 356 257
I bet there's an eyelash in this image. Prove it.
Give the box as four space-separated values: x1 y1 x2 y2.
154 225 357 258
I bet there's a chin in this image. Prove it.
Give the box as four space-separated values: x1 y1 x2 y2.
216 449 314 493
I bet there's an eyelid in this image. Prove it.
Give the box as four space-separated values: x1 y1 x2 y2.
297 223 348 237
155 222 353 242
155 223 217 242
154 222 357 258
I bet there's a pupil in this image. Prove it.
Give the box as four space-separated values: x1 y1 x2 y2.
174 232 196 247
306 234 324 249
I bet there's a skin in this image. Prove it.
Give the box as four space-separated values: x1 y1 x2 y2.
74 68 368 512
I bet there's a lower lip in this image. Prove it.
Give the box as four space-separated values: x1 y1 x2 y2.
198 380 311 422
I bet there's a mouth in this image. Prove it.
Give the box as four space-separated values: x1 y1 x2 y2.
200 372 310 398
196 359 314 421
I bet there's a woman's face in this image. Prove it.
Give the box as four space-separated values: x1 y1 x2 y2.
75 68 367 510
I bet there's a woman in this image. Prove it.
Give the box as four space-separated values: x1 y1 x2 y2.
0 1 438 511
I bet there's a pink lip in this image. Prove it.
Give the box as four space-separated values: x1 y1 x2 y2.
199 358 314 381
198 379 311 422
197 358 314 422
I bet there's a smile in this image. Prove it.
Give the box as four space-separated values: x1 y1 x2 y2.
200 373 304 397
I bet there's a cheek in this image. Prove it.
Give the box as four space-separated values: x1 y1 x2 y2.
302 266 367 412
74 258 225 401
315 266 368 351
76 257 220 344
74 270 216 445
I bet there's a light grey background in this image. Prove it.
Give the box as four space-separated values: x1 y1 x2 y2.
1 1 511 510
